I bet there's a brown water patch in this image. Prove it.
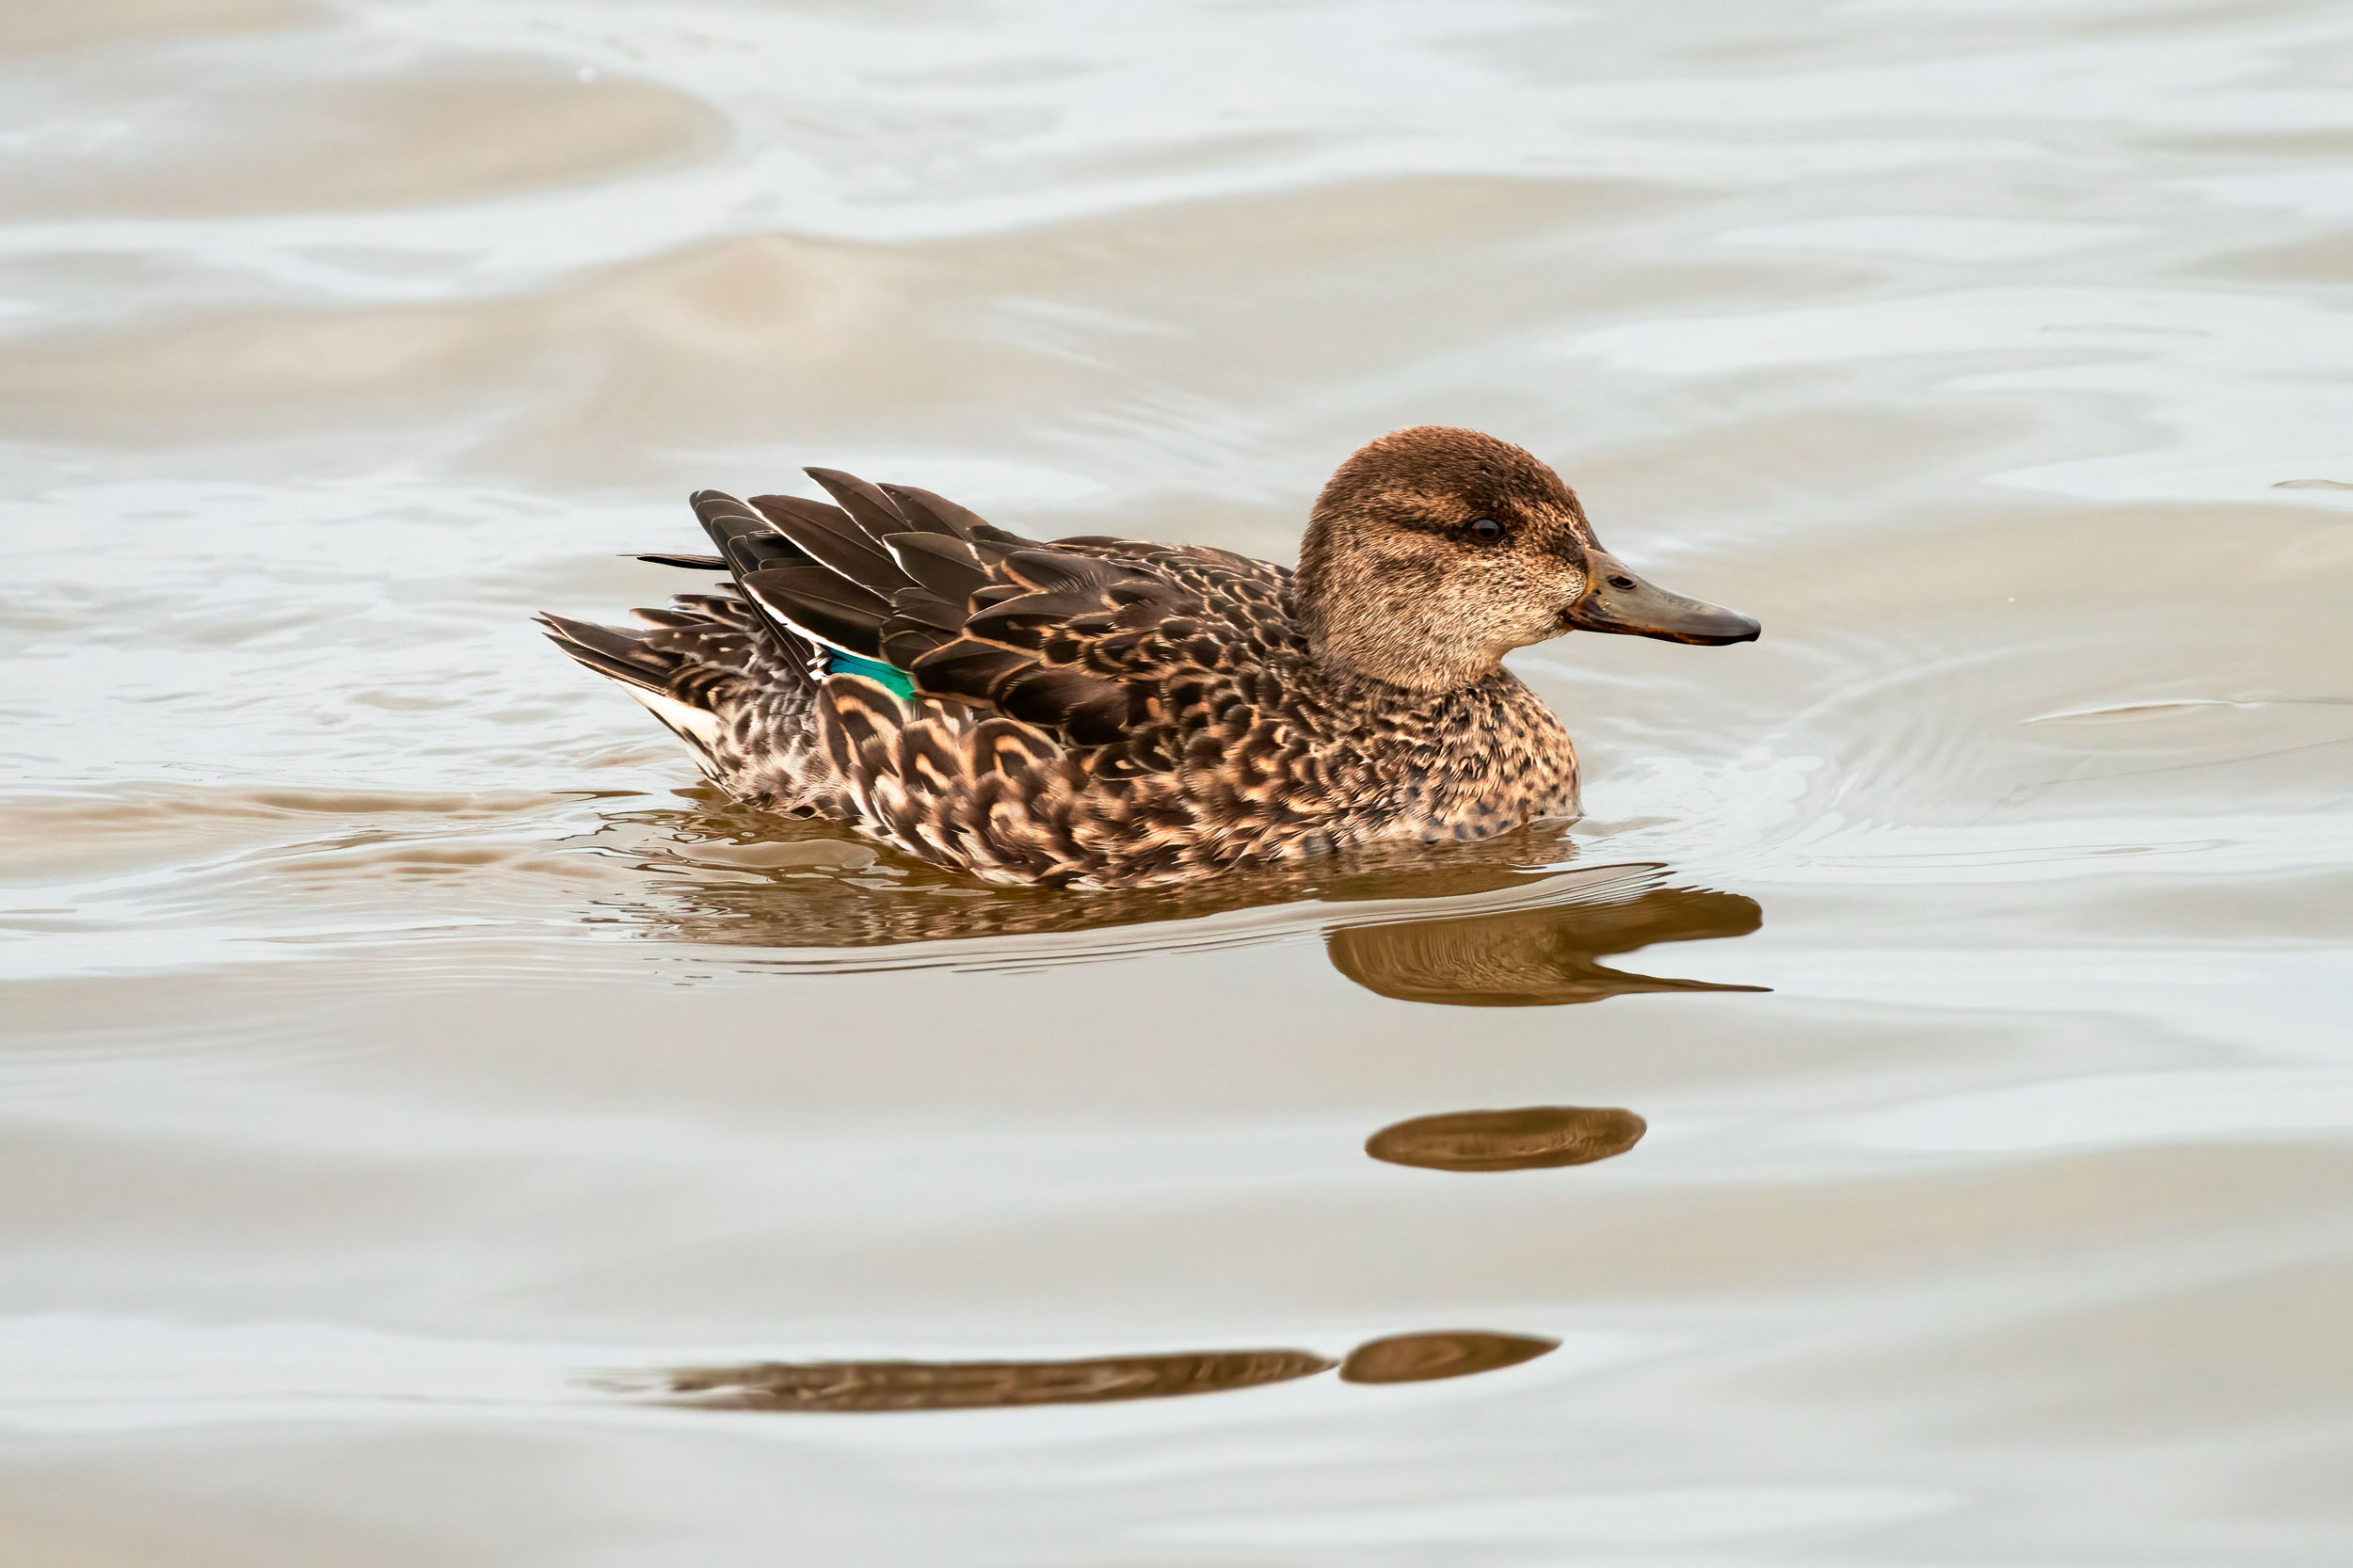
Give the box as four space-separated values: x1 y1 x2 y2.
1366 1106 1648 1172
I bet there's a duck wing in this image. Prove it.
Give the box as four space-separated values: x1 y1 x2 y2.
722 471 1295 765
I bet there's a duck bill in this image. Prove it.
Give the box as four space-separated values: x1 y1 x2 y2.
1563 554 1760 646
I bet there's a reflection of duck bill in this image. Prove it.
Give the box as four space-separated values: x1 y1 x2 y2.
1326 885 1766 1006
635 1331 1558 1414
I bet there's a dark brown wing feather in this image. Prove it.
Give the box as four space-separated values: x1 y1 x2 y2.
684 491 820 689
877 483 985 540
746 492 907 591
740 566 889 657
885 539 1294 760
804 468 944 544
705 473 1301 769
884 534 991 601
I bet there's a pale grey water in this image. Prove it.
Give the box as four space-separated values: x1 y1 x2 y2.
4 1 2353 1563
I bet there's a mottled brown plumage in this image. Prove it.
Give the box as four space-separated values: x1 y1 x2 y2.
540 426 1757 889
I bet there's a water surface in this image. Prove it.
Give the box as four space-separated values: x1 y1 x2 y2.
5 1 2352 1562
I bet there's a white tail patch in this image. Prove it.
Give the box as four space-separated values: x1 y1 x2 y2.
627 687 723 747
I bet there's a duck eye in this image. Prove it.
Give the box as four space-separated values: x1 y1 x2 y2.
1466 517 1502 542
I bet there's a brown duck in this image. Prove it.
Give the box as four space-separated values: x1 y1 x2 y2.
541 425 1758 889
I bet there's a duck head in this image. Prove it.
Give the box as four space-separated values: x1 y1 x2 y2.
1292 425 1759 693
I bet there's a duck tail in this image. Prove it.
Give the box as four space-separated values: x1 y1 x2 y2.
536 609 733 760
536 612 674 696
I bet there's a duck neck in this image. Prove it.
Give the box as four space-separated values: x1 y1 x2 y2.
1293 524 1501 695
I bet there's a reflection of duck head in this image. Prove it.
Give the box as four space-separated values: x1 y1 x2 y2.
1326 885 1764 1006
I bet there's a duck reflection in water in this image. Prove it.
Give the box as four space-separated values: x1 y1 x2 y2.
601 805 1763 1008
625 1330 1561 1414
605 808 1756 1166
588 820 1747 1417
